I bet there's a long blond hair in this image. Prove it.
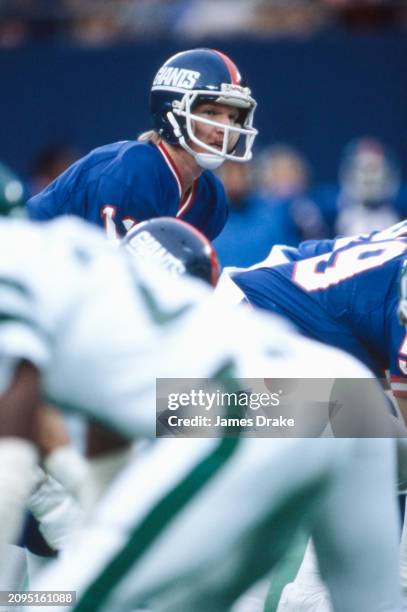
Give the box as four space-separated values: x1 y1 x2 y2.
137 130 162 144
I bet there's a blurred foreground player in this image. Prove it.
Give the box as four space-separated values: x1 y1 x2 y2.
28 216 221 552
0 160 30 592
0 217 403 610
27 48 258 242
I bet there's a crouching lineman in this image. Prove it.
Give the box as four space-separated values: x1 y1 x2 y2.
215 220 407 611
0 215 404 611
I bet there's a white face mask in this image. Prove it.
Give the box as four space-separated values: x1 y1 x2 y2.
166 88 258 170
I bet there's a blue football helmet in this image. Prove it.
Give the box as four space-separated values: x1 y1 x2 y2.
150 48 257 170
123 217 220 286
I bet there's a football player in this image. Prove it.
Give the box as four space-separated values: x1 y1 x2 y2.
26 48 257 242
25 217 222 556
0 215 404 610
230 220 407 418
221 221 407 610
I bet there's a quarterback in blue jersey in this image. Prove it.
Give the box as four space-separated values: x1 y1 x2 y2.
27 48 257 241
232 220 407 413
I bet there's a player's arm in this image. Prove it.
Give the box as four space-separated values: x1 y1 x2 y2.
27 405 87 549
294 231 374 260
0 360 40 438
28 469 83 551
26 187 58 221
29 408 131 551
34 405 96 510
29 407 130 550
0 359 41 543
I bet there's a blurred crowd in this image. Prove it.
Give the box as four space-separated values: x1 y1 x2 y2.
1 0 406 47
213 137 407 267
212 137 407 267
24 136 407 268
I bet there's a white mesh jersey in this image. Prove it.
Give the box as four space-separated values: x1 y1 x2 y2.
0 217 377 440
0 216 210 437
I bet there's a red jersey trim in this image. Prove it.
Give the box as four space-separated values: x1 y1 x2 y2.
176 180 198 218
157 142 182 198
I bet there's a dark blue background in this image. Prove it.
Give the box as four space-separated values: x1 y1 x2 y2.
2 31 407 181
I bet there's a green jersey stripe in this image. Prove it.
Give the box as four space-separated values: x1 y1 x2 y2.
0 312 50 344
0 277 33 299
74 361 241 611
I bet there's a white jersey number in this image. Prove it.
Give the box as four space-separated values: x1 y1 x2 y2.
293 240 407 292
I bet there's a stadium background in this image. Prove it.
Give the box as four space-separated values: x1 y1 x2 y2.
2 32 407 183
2 1 407 269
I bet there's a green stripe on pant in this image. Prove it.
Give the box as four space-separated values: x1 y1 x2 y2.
74 360 242 611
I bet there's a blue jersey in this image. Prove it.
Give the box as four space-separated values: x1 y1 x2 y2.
27 140 228 241
233 220 407 397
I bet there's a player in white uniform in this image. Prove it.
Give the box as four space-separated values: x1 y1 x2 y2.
0 216 404 611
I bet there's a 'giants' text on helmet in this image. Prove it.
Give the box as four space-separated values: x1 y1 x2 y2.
123 217 220 286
